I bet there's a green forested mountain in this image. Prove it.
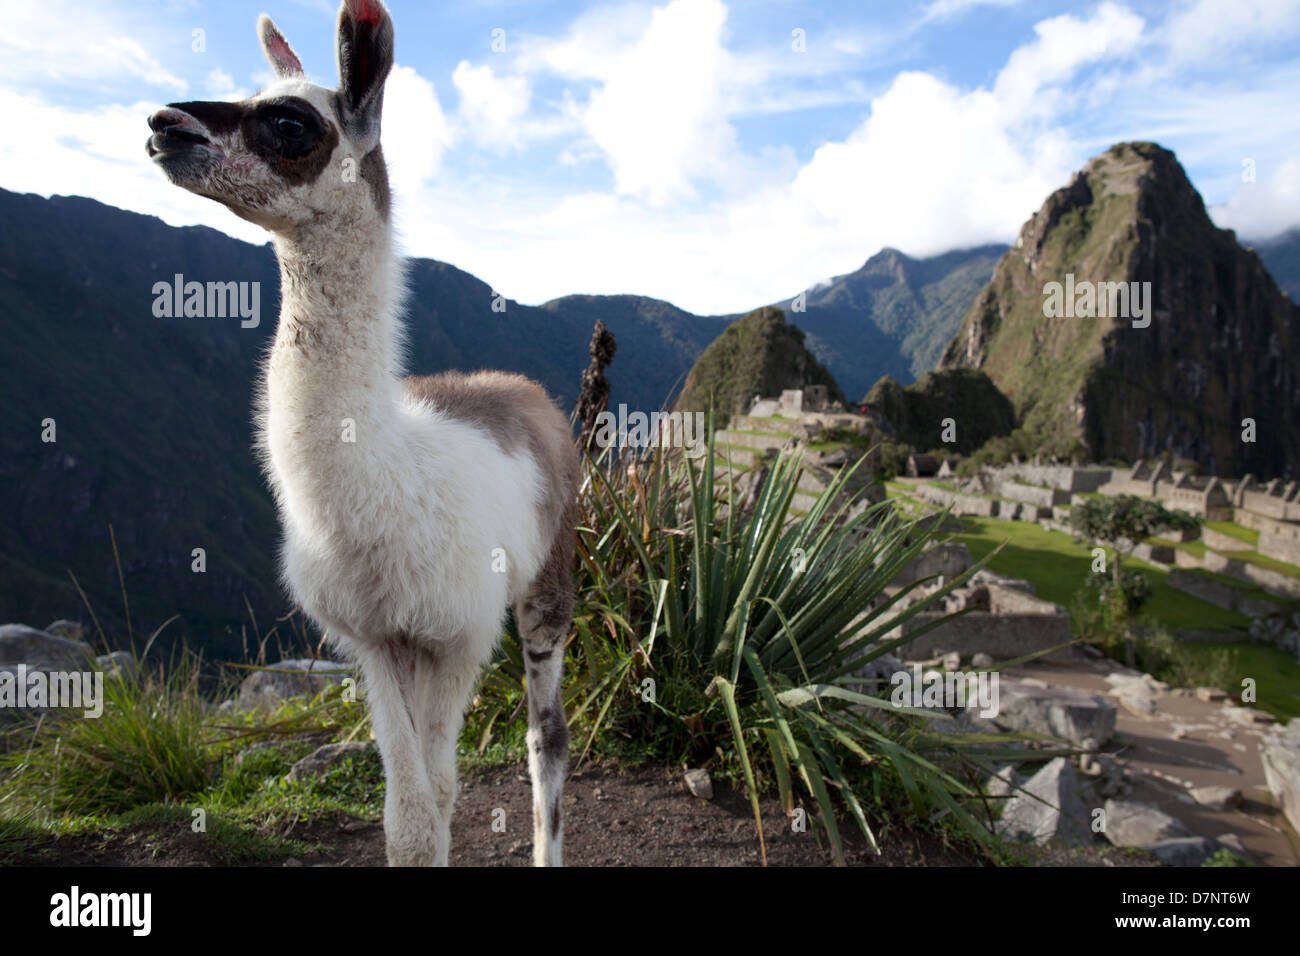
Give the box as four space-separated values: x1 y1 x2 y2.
673 306 844 427
939 142 1300 477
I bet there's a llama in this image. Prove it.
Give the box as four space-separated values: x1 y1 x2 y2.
146 0 578 866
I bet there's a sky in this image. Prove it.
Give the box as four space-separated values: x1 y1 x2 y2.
1 0 1297 315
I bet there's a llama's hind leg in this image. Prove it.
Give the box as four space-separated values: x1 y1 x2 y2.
356 636 444 866
517 541 574 867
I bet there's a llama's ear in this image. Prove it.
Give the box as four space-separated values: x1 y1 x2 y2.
336 0 394 150
258 15 305 79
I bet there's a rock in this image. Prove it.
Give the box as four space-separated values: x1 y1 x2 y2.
1094 755 1130 798
848 650 903 690
286 741 375 783
0 624 94 670
684 768 714 800
1189 786 1242 811
96 651 138 682
1215 833 1248 856
1102 799 1190 847
1259 731 1300 832
1146 836 1218 867
986 764 1021 802
1080 736 1100 753
996 757 1094 846
44 620 85 642
238 658 350 711
941 651 961 672
989 680 1117 747
1195 686 1228 702
971 652 995 669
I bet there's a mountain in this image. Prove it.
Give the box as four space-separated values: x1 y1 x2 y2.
0 188 727 654
863 368 1016 455
673 306 844 427
1252 228 1300 302
768 245 1005 400
939 142 1300 478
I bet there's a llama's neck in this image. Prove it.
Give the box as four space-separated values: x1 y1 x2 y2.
263 223 407 484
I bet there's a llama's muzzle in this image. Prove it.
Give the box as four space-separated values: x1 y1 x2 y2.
146 107 223 159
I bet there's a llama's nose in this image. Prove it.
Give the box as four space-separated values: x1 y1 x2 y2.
149 107 199 134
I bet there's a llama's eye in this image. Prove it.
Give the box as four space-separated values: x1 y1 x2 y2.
275 116 306 137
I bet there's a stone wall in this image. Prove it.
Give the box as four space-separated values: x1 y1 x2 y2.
1000 464 1113 493
892 610 1072 662
1166 569 1284 617
998 480 1069 508
889 542 973 589
1260 521 1300 567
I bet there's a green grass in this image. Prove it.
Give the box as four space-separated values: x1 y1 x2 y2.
1204 521 1260 546
1177 642 1300 721
1229 549 1300 581
1149 535 1208 558
951 516 1249 632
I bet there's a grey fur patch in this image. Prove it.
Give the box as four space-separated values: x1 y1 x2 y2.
403 370 579 552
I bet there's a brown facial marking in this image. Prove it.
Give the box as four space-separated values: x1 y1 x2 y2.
360 146 391 221
242 97 340 186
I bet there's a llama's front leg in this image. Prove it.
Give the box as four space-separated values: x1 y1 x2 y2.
411 639 484 839
357 638 445 866
518 592 572 867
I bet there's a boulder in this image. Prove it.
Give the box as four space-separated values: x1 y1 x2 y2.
1259 730 1300 832
1146 836 1218 867
990 680 1117 747
44 620 85 642
238 658 350 711
96 651 139 682
0 624 94 670
286 741 375 783
1188 786 1242 812
996 757 1094 846
986 764 1022 802
1102 799 1190 847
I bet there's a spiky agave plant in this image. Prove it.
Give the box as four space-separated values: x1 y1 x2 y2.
481 414 1032 863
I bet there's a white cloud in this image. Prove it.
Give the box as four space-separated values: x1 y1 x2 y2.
921 0 1021 23
580 0 738 203
1163 0 1300 65
1211 158 1300 241
452 61 532 151
993 3 1144 118
0 1 187 94
382 65 454 205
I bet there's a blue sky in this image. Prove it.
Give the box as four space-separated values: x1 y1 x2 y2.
2 0 1297 313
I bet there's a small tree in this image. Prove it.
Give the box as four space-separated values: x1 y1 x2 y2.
1070 495 1199 665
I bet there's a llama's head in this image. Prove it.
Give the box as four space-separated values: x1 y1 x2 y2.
147 0 394 234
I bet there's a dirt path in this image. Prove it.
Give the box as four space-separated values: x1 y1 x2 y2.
1010 654 1300 866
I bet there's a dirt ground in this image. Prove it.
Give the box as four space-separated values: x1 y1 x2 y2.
12 758 1158 867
